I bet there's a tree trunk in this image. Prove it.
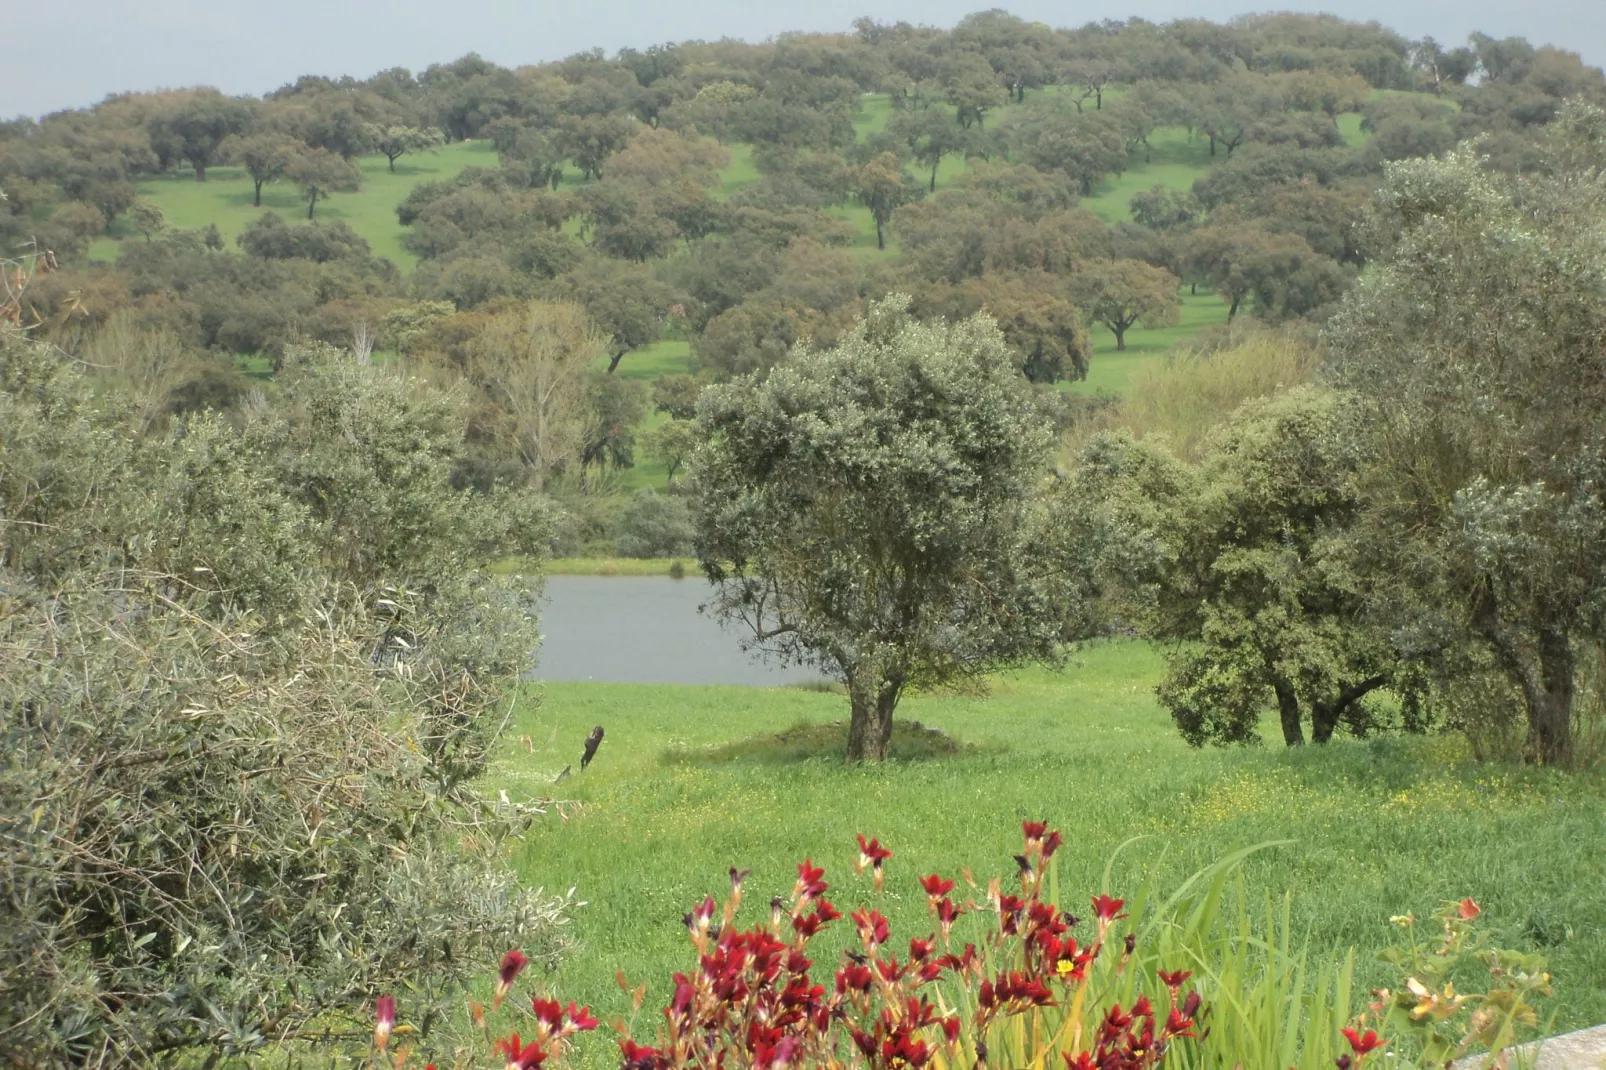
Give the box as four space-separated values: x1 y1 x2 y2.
874 218 885 251
1111 323 1126 351
388 155 398 172
1475 589 1576 767
845 674 901 763
253 179 264 207
306 195 317 220
606 351 625 374
1272 675 1305 745
1208 135 1216 157
1311 676 1388 744
195 164 208 182
930 161 939 192
1227 295 1241 321
1529 629 1575 766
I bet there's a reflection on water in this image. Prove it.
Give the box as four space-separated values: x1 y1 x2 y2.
533 575 819 687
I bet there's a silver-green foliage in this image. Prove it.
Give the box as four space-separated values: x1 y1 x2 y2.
0 337 563 1064
1326 100 1606 765
692 296 1073 762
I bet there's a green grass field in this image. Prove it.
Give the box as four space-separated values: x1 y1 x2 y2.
93 139 500 268
1066 289 1231 397
500 642 1606 1067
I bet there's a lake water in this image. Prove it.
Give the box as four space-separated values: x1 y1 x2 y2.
532 575 820 687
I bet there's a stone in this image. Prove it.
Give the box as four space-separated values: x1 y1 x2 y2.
1450 1024 1606 1069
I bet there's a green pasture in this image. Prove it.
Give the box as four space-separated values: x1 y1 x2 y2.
501 641 1606 1068
1066 289 1232 397
94 139 499 269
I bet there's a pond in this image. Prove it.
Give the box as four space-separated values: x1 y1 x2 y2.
532 575 821 687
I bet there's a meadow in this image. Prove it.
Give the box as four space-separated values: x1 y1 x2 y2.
499 642 1606 1067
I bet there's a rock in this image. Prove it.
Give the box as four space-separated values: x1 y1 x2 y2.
1450 1024 1606 1069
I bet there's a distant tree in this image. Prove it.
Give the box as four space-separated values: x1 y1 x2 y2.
499 126 568 189
152 91 255 181
1129 185 1198 231
1019 110 1128 195
889 107 964 191
1074 259 1180 351
604 127 729 188
651 374 707 420
943 53 1010 130
854 151 923 250
237 212 370 262
286 148 361 219
1183 225 1349 322
1199 74 1281 157
126 198 166 243
581 371 648 473
693 296 1066 762
548 257 675 372
1065 57 1118 113
375 125 445 171
556 115 636 181
223 132 299 206
916 273 1092 383
465 300 601 490
301 102 381 159
642 416 701 486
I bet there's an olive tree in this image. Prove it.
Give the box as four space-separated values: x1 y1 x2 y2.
0 335 565 1065
693 296 1068 762
1327 106 1606 766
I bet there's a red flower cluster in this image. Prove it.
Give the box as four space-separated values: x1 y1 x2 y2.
372 822 1211 1070
606 823 1204 1070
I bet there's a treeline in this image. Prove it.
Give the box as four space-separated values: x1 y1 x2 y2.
2 12 1603 499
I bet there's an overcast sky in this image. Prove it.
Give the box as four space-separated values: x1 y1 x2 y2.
7 0 1604 119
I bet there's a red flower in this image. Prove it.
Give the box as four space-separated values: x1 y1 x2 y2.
1091 894 1127 924
498 1033 547 1070
1458 897 1481 921
943 1016 961 1044
373 994 395 1051
1157 969 1192 990
851 908 891 948
1063 1055 1096 1070
1342 1028 1386 1058
495 949 528 1007
532 997 564 1031
856 834 893 874
1023 820 1049 844
920 873 955 904
619 1039 666 1070
1041 830 1063 859
794 860 828 901
564 1002 599 1033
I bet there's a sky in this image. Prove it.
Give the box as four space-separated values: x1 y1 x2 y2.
7 0 1604 119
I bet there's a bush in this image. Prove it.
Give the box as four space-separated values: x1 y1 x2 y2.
0 334 566 1064
615 487 695 558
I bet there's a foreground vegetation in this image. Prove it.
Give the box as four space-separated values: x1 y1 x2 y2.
505 646 1606 1068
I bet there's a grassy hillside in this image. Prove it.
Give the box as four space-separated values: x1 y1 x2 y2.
501 642 1606 1069
93 139 501 268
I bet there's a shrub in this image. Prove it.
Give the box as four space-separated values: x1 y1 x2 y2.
616 487 696 558
0 334 566 1064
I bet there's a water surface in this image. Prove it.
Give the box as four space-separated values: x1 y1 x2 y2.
534 575 818 687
